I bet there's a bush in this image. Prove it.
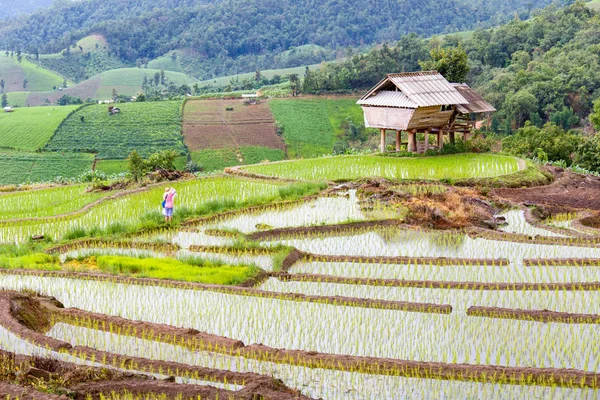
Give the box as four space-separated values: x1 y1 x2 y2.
502 122 582 166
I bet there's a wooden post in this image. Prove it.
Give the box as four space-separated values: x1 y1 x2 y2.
449 131 455 144
438 131 444 150
380 129 386 153
408 130 416 153
423 131 429 154
464 132 470 142
395 130 401 152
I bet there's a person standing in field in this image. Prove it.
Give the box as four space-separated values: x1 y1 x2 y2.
163 187 177 223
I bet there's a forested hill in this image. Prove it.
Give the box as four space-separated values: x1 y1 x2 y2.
0 0 555 78
0 0 52 20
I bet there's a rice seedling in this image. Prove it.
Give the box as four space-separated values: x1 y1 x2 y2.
497 209 570 238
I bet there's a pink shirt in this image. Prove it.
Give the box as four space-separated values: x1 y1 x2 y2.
164 190 176 208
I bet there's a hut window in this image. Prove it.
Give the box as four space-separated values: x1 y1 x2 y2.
440 105 453 112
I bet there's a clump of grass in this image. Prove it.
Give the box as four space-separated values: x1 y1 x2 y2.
95 255 257 285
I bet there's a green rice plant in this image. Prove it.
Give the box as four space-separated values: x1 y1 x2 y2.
242 154 521 181
95 255 257 285
0 184 117 220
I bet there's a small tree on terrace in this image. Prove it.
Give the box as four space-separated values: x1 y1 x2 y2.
1 93 7 108
128 150 146 182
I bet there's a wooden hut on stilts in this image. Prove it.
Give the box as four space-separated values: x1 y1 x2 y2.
357 71 495 153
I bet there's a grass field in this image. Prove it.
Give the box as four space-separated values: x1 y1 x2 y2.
0 105 79 151
46 101 187 159
0 151 94 185
268 97 363 158
242 153 521 181
0 53 68 93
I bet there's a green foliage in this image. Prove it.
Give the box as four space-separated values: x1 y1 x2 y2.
95 255 257 285
57 94 83 105
0 0 553 80
145 150 178 171
0 150 94 185
419 44 469 83
574 134 600 172
589 98 600 131
502 123 583 165
128 150 146 182
47 101 186 159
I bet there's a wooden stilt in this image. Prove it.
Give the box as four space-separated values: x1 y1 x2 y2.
423 131 429 154
449 132 455 144
438 131 444 150
395 130 401 152
464 132 470 142
380 129 386 153
408 130 417 153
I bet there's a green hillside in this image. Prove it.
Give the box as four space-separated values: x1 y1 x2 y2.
0 105 79 151
10 68 198 107
0 53 69 93
46 101 186 159
198 65 320 88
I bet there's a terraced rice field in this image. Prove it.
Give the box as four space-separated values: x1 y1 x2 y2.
243 153 521 181
2 162 600 398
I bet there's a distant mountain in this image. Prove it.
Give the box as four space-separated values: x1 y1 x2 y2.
0 0 53 20
0 0 558 79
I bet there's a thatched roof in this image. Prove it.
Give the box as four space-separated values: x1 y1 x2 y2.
358 71 468 108
452 83 496 114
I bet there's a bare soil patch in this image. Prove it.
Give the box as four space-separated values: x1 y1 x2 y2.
493 168 600 210
183 99 285 151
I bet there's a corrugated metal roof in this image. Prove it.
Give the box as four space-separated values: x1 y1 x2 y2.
388 72 468 107
357 90 418 108
452 83 496 114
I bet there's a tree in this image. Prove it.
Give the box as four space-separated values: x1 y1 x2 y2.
289 73 299 96
154 72 160 87
160 70 166 86
1 93 7 108
575 134 600 172
589 98 600 131
0 79 4 92
112 88 118 100
255 69 262 82
128 150 146 182
57 94 83 105
22 79 27 90
62 79 67 88
504 90 539 128
419 44 469 83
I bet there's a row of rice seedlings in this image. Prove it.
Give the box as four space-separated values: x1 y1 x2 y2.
0 177 283 244
0 320 245 392
270 228 600 260
241 154 520 181
200 191 366 234
290 260 600 284
497 210 571 238
1 273 597 366
46 321 600 399
524 259 600 267
0 184 114 221
259 278 600 314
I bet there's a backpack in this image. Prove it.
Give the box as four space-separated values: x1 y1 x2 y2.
161 200 166 208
